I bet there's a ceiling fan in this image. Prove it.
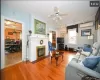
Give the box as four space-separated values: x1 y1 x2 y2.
48 7 68 21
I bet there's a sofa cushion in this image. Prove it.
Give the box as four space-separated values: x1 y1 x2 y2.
83 44 92 53
94 61 100 73
82 56 100 69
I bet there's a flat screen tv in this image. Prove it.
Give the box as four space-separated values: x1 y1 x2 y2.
57 37 64 43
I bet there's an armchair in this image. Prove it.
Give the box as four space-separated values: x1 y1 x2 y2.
48 41 55 53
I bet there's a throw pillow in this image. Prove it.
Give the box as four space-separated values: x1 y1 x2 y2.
82 56 100 69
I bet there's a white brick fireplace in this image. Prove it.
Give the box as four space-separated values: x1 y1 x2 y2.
29 35 49 62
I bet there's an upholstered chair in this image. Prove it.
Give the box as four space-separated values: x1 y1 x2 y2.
48 41 55 53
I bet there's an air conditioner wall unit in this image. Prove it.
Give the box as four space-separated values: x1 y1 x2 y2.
80 22 94 28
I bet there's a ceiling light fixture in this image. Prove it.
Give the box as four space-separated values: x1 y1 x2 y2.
48 7 67 23
5 21 11 25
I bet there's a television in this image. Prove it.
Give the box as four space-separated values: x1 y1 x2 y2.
57 37 64 43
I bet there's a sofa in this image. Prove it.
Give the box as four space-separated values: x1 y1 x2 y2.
65 42 100 80
74 42 100 61
65 58 100 80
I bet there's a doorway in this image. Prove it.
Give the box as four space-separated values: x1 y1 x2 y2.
4 19 22 67
48 31 56 48
1 16 25 69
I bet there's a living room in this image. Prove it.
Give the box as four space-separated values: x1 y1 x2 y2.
1 0 100 80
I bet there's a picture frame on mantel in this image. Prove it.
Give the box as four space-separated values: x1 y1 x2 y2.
34 19 46 35
81 29 91 36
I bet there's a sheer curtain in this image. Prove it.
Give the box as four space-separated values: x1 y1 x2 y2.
68 28 77 44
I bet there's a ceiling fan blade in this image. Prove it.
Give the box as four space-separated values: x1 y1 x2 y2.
48 14 55 18
59 13 68 16
54 7 59 13
58 16 62 20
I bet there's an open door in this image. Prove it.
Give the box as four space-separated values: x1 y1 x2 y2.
4 19 22 67
1 16 25 69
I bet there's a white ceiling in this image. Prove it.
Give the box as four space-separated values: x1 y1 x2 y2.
2 0 98 28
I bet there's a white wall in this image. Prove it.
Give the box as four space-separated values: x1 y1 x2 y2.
77 25 96 47
1 3 56 68
56 27 66 37
56 24 97 49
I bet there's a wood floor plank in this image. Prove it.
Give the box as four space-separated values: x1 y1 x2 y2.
1 51 76 80
5 51 22 67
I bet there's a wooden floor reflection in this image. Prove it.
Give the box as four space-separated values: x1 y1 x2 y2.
5 51 22 67
2 51 76 80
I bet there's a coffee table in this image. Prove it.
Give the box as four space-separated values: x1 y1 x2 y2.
51 51 64 66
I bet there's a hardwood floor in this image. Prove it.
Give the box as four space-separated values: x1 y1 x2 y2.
1 51 76 80
5 51 22 67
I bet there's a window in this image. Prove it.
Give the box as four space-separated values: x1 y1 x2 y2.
68 28 77 44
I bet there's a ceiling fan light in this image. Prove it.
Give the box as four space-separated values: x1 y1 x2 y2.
54 7 59 13
56 13 59 16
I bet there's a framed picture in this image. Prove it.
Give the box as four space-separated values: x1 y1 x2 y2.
81 29 91 36
34 19 46 35
8 32 13 35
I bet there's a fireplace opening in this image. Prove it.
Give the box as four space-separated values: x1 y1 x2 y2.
36 46 45 59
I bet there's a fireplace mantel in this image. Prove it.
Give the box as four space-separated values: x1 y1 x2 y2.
29 35 49 62
30 35 48 39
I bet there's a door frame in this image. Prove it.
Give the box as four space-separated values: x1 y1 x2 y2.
1 16 26 69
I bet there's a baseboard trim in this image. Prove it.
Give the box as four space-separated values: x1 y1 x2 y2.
32 55 50 64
